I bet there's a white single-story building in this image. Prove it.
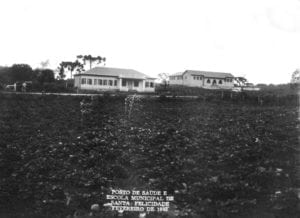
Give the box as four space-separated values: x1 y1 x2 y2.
74 67 156 92
169 70 235 89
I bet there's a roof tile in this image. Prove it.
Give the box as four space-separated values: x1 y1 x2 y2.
75 67 155 80
170 70 234 78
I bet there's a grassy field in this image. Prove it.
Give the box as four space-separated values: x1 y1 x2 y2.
0 93 299 217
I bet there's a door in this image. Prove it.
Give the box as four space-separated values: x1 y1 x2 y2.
127 81 133 90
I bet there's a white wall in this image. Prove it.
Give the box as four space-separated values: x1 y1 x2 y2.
77 75 119 91
169 72 234 89
75 75 155 92
183 73 204 87
144 80 155 92
74 76 80 88
169 75 184 85
120 79 155 92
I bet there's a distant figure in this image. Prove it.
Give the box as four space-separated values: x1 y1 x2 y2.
22 82 27 92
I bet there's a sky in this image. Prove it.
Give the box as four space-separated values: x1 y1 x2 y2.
0 0 299 84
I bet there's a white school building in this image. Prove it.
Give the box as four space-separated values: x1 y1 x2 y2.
74 67 156 92
169 70 235 89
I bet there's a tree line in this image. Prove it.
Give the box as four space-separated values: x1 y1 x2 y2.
0 55 106 90
0 64 55 87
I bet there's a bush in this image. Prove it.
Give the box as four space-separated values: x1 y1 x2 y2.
31 81 75 93
155 85 299 106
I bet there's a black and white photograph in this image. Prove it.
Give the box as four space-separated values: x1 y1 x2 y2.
0 0 299 217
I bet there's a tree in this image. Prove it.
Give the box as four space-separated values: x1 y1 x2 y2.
77 55 106 70
0 66 11 85
39 59 50 69
234 77 248 87
35 69 55 84
158 73 169 90
9 64 35 83
57 60 84 79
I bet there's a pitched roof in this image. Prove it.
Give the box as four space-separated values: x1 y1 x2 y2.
170 70 234 78
170 72 185 76
75 67 155 80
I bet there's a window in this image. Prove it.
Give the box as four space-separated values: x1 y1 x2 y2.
114 80 117 86
219 80 223 84
103 80 107 85
94 79 97 85
109 80 113 86
134 81 139 87
213 79 217 85
122 80 126 87
193 76 202 80
150 82 154 88
81 78 86 84
145 82 149 87
98 79 102 85
87 79 92 85
207 79 211 84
